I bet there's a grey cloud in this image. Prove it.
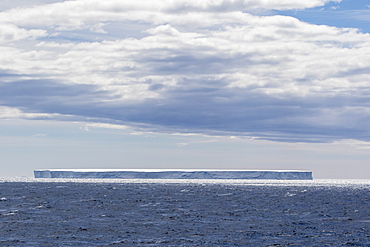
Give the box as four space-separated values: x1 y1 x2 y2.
117 90 370 142
0 70 24 79
1 74 370 143
0 76 114 116
148 83 165 91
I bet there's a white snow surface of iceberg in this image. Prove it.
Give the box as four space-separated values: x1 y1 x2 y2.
34 169 313 180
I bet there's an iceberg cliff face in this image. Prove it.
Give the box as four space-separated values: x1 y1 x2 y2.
34 169 313 180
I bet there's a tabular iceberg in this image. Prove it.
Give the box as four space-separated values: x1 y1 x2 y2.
34 169 313 180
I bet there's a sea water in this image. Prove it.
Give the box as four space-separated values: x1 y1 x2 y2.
1 178 370 246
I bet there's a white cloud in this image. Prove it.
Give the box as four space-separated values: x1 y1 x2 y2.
333 139 370 150
31 133 48 137
0 106 59 119
0 0 339 31
85 123 129 130
0 23 46 43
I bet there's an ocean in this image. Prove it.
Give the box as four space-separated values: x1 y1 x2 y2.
1 178 370 246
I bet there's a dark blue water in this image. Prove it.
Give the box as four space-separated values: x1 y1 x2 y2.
1 179 370 246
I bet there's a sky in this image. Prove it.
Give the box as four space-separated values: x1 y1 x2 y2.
1 0 370 178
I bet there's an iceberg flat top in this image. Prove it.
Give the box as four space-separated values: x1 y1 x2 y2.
34 169 313 180
35 169 311 172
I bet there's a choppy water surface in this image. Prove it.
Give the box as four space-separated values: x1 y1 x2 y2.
1 179 370 246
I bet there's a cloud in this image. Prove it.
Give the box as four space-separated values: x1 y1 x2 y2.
31 133 48 137
0 0 339 32
84 123 129 130
0 23 46 42
176 143 189 147
333 139 370 150
1 0 370 143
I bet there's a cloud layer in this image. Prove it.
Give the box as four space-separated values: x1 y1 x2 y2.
1 0 370 143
